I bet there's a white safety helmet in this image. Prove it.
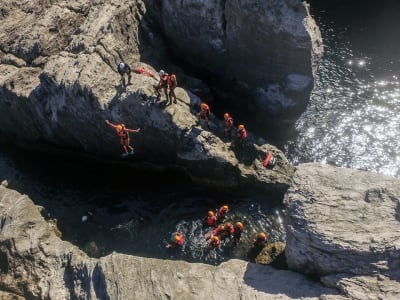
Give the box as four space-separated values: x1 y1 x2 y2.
159 70 165 76
119 62 125 69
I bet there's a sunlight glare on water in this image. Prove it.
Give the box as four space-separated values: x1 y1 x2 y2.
286 6 400 178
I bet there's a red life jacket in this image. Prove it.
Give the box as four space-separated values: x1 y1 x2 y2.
217 207 228 219
224 117 233 128
206 216 216 226
213 226 224 236
168 74 177 88
209 239 221 249
237 128 247 139
234 226 243 235
117 129 128 139
159 74 169 87
176 237 184 246
224 226 234 236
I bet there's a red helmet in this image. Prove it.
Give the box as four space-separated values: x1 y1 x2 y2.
235 222 243 229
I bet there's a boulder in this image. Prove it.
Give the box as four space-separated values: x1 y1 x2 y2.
284 163 400 300
0 0 295 193
159 0 323 114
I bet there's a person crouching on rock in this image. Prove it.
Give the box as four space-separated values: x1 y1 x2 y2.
166 231 185 249
105 120 141 157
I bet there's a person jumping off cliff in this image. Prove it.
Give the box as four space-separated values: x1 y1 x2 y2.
105 120 141 157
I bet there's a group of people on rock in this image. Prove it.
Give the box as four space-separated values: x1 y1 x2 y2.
154 69 178 105
197 103 248 147
165 204 269 253
109 61 249 157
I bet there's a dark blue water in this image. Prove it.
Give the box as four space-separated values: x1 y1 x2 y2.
286 1 400 177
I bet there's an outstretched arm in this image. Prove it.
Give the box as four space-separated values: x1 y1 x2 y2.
105 119 118 129
125 127 141 133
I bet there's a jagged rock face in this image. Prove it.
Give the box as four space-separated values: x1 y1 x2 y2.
159 0 323 112
161 0 321 82
284 163 400 300
0 183 343 299
0 0 294 193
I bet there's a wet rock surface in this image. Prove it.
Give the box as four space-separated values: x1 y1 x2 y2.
284 163 400 300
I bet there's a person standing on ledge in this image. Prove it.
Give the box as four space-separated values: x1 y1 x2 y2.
105 120 140 157
117 62 132 87
223 113 234 140
236 124 247 148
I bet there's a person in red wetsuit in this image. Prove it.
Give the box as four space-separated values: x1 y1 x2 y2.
168 74 178 104
216 205 229 224
197 102 211 129
236 124 247 148
155 70 169 101
105 120 141 157
233 222 244 243
253 232 268 249
208 235 221 250
203 210 217 227
222 222 234 238
166 231 185 249
223 113 234 140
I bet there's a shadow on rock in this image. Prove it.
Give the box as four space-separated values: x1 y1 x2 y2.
243 263 340 298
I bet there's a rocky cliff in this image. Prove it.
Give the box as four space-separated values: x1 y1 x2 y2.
284 163 400 300
0 0 307 193
158 0 323 114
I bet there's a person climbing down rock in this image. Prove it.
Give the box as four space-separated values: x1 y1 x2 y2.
166 231 185 249
168 73 178 104
117 62 132 87
197 102 211 129
155 70 169 101
105 120 141 157
223 113 234 140
236 124 247 148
